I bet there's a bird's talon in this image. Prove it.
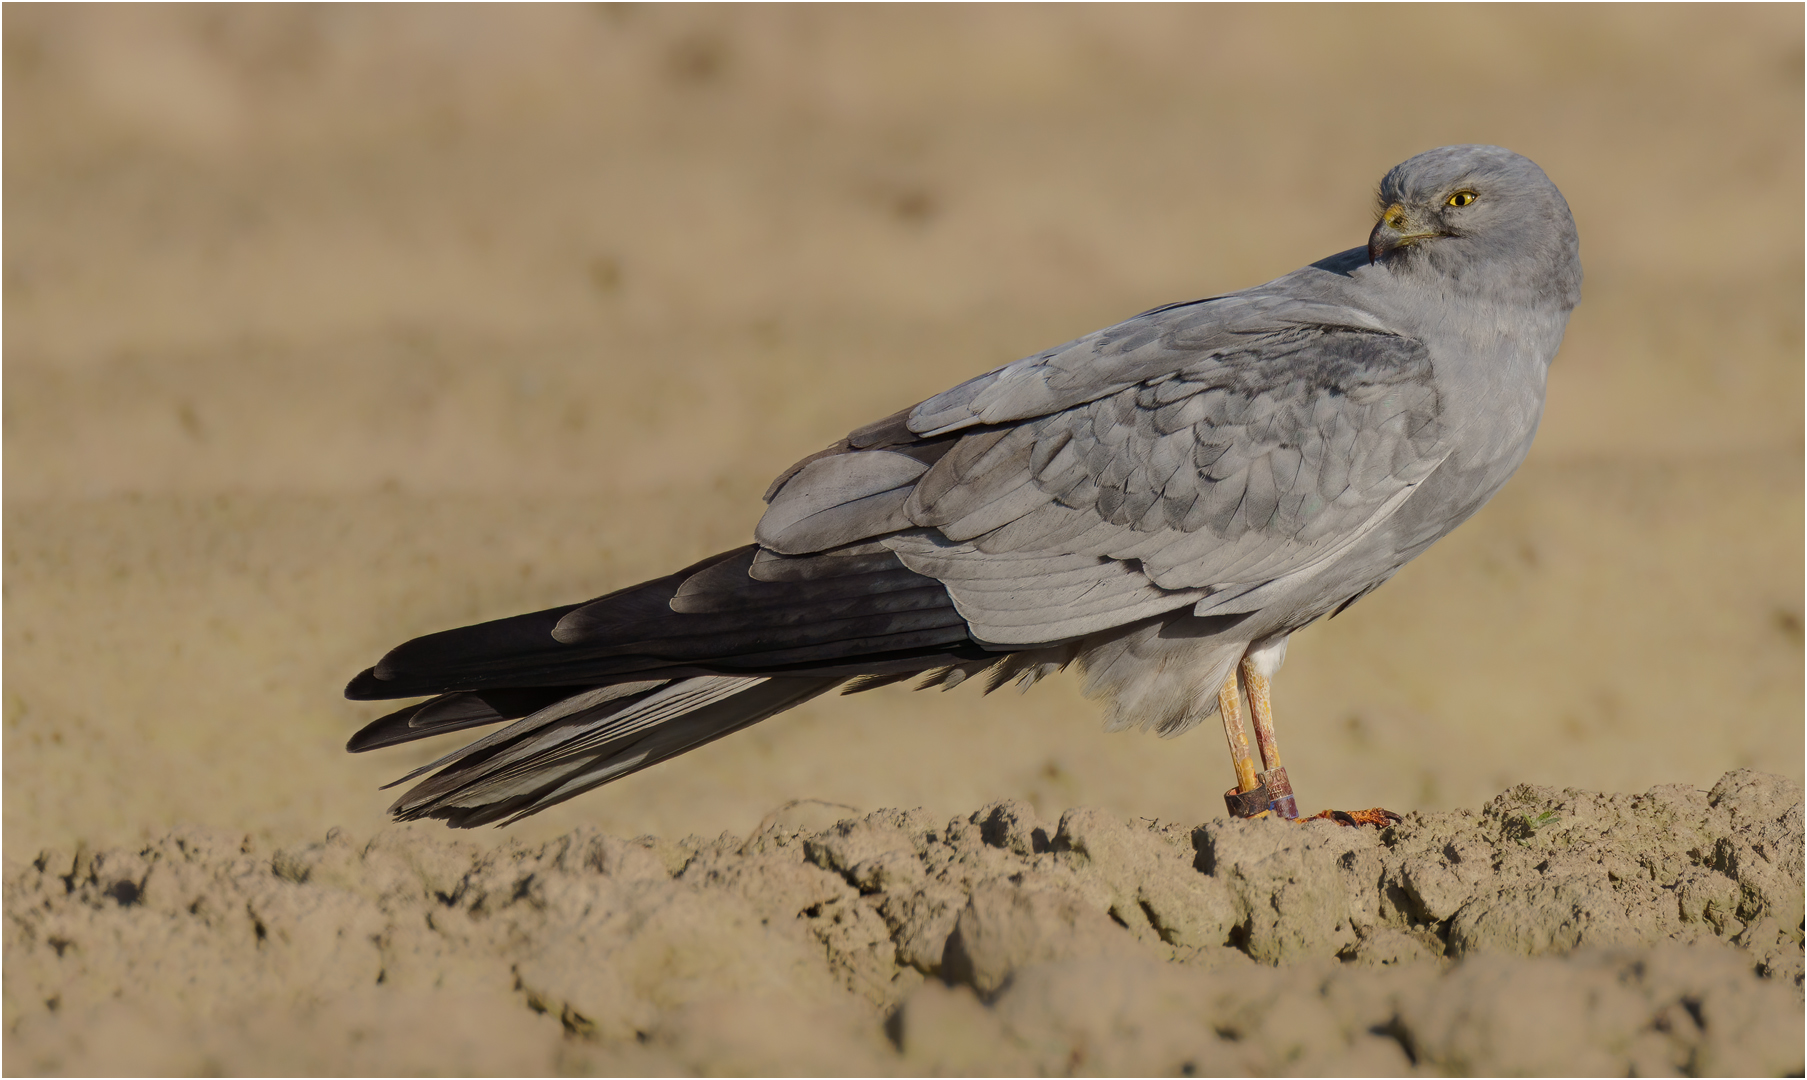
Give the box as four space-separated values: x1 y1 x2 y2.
1302 807 1402 828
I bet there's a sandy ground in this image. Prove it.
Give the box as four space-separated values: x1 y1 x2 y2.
4 5 1803 1074
6 771 1802 1074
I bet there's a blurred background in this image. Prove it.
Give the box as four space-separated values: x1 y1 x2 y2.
5 4 1800 855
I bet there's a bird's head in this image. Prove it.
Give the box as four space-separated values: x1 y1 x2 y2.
1366 145 1581 310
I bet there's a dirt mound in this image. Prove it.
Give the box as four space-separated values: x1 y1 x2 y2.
6 770 1801 1075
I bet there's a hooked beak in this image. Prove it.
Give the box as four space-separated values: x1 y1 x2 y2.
1367 202 1445 264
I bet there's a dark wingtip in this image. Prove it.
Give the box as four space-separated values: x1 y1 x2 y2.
345 667 390 700
346 700 427 753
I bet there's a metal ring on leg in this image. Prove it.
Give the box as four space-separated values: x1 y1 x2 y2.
1224 783 1273 819
1258 766 1298 820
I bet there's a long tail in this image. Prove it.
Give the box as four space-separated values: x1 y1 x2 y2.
345 542 1010 827
378 675 840 827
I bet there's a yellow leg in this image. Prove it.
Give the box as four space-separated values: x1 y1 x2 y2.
1218 666 1260 793
1240 657 1298 819
1242 659 1281 772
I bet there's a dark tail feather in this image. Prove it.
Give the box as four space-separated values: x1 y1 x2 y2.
386 675 841 827
345 544 986 700
346 686 591 752
345 541 1001 827
840 671 918 694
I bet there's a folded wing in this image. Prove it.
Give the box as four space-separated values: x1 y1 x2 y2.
759 294 1447 642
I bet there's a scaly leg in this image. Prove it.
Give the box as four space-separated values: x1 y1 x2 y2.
1235 637 1399 827
1217 666 1269 818
1241 655 1299 819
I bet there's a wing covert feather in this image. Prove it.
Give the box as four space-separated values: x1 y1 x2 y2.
751 289 1448 641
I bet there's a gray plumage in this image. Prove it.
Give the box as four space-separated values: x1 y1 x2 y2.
345 144 1580 827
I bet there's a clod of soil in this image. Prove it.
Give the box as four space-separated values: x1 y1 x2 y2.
5 770 1801 1075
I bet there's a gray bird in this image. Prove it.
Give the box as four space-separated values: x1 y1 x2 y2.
345 144 1581 828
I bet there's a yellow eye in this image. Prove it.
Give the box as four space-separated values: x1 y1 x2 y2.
1446 190 1477 208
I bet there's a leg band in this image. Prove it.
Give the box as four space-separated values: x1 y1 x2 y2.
1258 766 1298 820
1224 782 1273 818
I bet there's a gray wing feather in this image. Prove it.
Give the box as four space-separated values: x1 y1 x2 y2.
755 450 926 554
884 532 1205 643
758 292 1447 644
906 294 1392 436
905 315 1445 575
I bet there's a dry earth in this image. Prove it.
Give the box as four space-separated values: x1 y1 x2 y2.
6 771 1802 1075
4 6 1803 1075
